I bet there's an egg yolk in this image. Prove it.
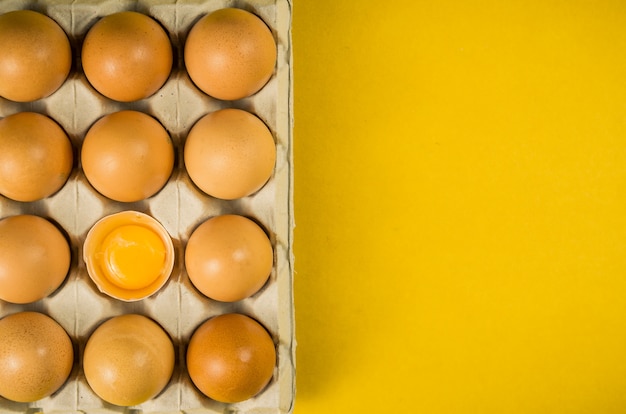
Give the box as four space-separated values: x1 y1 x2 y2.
98 225 166 290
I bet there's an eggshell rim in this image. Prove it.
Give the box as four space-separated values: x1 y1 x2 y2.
83 210 174 302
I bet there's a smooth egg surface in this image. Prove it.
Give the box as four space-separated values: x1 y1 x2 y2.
184 7 277 100
0 10 71 102
0 312 74 403
0 215 71 304
185 214 273 302
184 108 276 200
82 11 173 102
187 313 276 403
81 110 174 203
0 112 73 202
83 314 175 407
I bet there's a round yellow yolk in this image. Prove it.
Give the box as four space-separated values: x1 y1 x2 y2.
99 225 167 290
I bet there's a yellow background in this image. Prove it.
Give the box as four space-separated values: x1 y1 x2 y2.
292 1 626 413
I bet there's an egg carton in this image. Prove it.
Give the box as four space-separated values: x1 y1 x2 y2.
0 0 294 413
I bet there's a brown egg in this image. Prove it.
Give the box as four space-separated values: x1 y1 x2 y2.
184 8 277 100
0 10 71 102
185 214 273 302
82 11 173 102
83 314 175 406
0 312 74 402
81 110 174 202
187 313 276 403
0 215 71 304
184 108 275 200
0 112 73 202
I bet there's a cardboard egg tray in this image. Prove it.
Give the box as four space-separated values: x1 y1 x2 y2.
0 0 294 413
